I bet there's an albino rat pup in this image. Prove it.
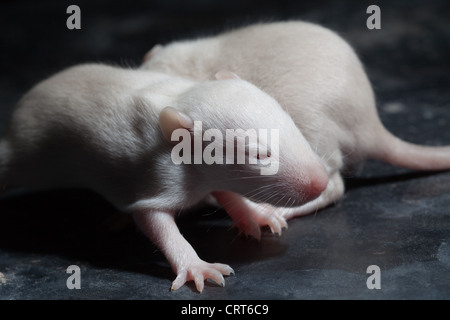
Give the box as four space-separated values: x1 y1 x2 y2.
0 64 328 292
142 21 450 220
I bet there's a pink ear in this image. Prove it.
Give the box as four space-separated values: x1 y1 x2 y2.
214 70 241 80
143 44 163 62
159 107 194 142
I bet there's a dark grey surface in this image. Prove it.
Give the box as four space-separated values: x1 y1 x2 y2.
0 0 449 299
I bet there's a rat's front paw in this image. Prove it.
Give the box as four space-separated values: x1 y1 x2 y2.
171 261 234 293
234 200 288 240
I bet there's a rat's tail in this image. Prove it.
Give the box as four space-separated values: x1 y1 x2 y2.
373 127 450 171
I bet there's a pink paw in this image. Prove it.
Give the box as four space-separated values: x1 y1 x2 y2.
171 261 234 293
234 201 288 240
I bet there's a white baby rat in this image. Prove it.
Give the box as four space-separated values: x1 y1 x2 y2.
0 63 328 292
141 20 450 220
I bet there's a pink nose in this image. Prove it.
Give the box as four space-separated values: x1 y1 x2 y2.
307 166 329 199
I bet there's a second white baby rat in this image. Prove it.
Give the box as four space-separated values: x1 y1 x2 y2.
142 20 450 221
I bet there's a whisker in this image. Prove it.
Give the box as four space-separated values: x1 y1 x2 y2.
286 197 294 209
259 190 281 204
272 193 286 208
224 176 274 181
244 184 277 200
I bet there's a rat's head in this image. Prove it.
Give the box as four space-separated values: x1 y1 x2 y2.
158 71 328 207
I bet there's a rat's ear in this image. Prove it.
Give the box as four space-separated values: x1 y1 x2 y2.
214 70 241 80
159 107 194 142
143 44 163 63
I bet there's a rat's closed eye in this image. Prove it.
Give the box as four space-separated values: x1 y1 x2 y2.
257 150 271 160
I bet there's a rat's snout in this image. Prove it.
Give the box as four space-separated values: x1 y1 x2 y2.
303 163 329 200
309 168 329 196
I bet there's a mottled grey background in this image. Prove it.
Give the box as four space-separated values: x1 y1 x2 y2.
0 0 449 299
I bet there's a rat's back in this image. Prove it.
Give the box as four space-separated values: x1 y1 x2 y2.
0 64 179 205
143 21 380 165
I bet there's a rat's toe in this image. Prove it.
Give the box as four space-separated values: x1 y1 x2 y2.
171 271 188 291
171 261 234 292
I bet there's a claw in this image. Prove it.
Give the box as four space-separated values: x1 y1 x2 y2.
233 219 261 241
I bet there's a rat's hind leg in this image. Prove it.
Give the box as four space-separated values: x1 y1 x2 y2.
212 191 288 241
133 209 234 293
